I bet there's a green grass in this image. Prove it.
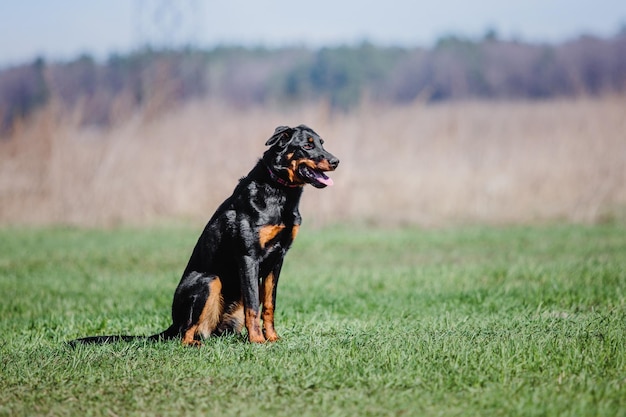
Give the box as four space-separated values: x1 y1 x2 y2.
1 224 625 416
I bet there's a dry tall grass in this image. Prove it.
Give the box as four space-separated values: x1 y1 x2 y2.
1 97 625 227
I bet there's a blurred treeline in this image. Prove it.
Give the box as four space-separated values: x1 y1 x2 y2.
1 31 625 133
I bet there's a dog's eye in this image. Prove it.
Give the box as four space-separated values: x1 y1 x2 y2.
302 142 315 150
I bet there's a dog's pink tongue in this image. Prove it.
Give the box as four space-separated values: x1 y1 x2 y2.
315 171 334 186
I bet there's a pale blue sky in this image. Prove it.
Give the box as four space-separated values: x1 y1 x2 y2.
1 0 625 66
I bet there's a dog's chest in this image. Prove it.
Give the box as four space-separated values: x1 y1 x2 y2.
258 223 299 251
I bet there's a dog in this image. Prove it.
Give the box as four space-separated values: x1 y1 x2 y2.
70 125 339 345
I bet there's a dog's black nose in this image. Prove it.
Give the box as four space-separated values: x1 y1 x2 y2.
329 157 340 170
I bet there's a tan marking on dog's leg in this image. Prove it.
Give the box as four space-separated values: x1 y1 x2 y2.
261 272 279 342
229 302 245 333
245 307 265 343
182 325 200 346
219 300 244 334
196 277 224 338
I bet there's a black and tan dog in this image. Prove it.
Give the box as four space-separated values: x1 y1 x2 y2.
70 125 339 345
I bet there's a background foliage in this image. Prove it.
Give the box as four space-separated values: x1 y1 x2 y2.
2 31 626 133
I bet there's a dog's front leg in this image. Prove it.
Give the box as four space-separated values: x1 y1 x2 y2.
261 259 284 342
239 255 266 343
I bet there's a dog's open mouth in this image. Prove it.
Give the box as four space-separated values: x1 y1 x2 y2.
297 165 334 188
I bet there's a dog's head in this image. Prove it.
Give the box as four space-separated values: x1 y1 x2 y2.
263 125 339 188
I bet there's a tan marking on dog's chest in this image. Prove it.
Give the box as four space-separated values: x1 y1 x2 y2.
259 224 286 249
259 224 299 249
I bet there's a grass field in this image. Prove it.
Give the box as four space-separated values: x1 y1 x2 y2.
1 224 625 416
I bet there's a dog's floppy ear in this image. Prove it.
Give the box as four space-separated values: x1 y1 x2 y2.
265 126 295 147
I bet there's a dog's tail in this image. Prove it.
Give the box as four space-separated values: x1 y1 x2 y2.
67 324 179 347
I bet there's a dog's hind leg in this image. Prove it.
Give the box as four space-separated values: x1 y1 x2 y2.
172 272 224 346
215 299 245 336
